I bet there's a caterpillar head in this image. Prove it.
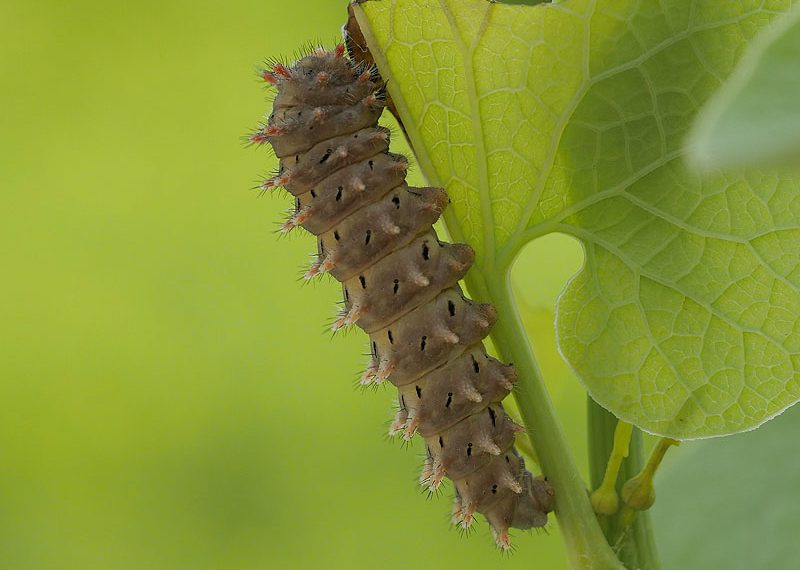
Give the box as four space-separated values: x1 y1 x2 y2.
512 474 555 529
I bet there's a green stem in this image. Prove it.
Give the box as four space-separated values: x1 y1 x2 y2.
351 6 623 566
474 271 623 570
588 399 661 570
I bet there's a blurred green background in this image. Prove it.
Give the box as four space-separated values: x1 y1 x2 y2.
10 1 798 569
0 1 587 568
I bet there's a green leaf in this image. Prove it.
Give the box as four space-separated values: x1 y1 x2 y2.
654 403 800 569
688 4 800 172
355 0 800 442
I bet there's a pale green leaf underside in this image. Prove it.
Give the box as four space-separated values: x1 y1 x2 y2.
688 3 800 172
357 0 800 439
655 404 800 568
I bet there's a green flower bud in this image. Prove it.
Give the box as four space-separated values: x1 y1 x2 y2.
621 474 655 511
590 487 619 515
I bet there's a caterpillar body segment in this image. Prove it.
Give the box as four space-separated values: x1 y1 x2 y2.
293 153 408 235
253 46 553 549
395 346 515 436
316 186 449 282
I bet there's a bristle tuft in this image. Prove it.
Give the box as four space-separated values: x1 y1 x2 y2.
273 63 291 78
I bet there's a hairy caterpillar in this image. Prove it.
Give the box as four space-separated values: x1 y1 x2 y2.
250 40 554 549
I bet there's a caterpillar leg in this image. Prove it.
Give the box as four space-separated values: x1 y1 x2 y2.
359 362 377 385
460 501 478 528
375 359 394 383
388 408 408 436
492 527 512 550
332 303 361 331
429 462 447 491
402 416 419 440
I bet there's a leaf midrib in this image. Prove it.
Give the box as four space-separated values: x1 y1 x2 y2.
438 0 496 270
498 0 597 269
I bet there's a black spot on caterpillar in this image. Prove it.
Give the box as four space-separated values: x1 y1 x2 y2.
251 43 553 550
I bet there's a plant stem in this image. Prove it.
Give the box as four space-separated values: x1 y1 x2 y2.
474 271 623 570
588 399 661 570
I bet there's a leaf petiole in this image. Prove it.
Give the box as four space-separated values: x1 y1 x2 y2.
620 438 680 520
591 420 633 516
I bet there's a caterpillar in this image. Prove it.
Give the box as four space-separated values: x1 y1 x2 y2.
250 40 554 549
